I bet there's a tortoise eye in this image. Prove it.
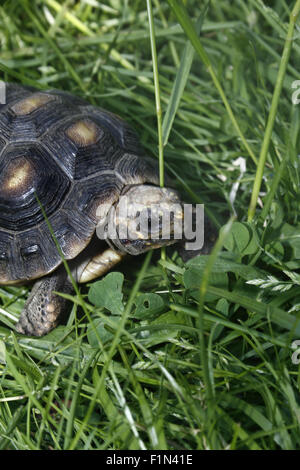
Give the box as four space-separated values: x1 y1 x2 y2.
119 239 131 245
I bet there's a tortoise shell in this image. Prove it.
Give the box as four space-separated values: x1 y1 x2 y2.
0 83 159 284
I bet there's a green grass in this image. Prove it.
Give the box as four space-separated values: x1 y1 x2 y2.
0 0 300 450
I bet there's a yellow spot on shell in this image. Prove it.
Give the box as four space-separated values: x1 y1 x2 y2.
7 162 30 190
11 93 55 115
66 119 101 147
2 158 35 196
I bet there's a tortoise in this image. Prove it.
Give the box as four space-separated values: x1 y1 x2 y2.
0 82 188 336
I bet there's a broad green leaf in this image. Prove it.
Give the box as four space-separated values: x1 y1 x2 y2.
134 293 165 319
221 222 257 255
184 267 228 302
88 272 124 316
17 330 93 366
87 318 116 347
137 311 186 347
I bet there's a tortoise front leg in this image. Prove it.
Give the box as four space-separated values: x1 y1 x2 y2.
78 248 125 283
15 266 73 337
16 247 125 336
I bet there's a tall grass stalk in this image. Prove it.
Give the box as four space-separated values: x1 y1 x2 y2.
247 0 300 222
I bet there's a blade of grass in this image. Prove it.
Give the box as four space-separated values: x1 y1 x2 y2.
180 284 300 336
166 0 257 165
69 251 153 450
247 0 300 221
147 0 167 263
147 0 164 188
197 216 235 404
153 0 180 67
259 154 288 223
21 0 87 93
162 4 208 146
63 349 99 450
45 0 147 80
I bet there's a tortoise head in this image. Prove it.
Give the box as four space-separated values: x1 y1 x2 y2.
97 184 184 255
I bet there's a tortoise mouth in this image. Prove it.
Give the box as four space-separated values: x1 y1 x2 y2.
0 143 70 231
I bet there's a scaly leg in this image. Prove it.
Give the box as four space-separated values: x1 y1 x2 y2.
16 247 125 336
15 266 73 337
